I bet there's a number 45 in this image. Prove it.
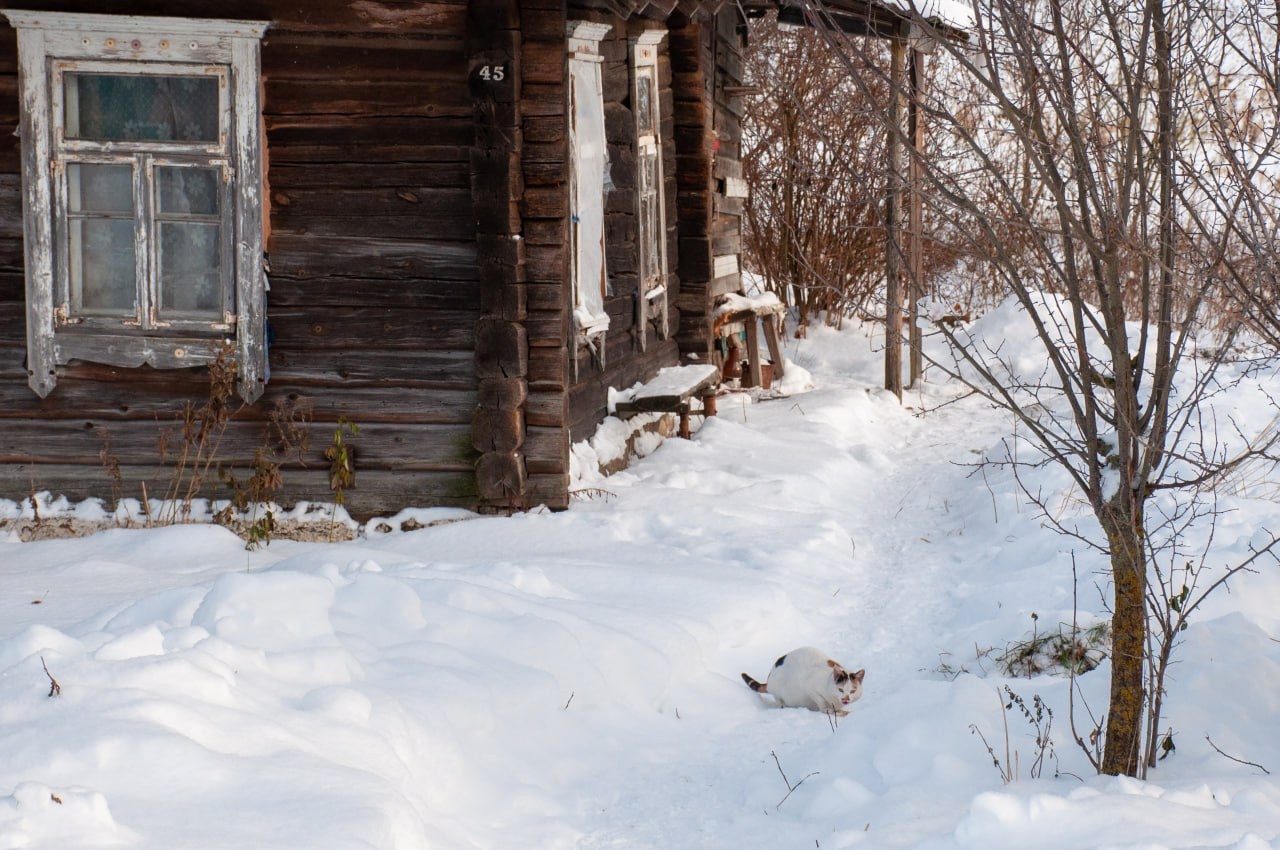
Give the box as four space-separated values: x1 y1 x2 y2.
479 65 506 82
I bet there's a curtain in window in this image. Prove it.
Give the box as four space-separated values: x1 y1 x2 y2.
65 74 219 143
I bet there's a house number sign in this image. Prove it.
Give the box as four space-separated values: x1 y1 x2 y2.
477 64 507 81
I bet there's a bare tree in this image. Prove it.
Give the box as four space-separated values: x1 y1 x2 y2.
741 19 961 330
742 21 887 326
779 0 1280 776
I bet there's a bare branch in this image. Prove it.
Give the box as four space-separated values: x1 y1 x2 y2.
771 750 820 809
1205 735 1271 775
41 656 60 698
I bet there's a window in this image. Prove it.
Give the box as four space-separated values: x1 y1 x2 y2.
3 11 269 401
567 22 612 365
632 31 669 350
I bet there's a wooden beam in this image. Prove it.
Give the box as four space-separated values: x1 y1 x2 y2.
744 316 763 388
907 46 925 388
469 0 532 510
763 312 785 378
883 37 905 401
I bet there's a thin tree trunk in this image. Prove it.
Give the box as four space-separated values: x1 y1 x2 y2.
1101 502 1146 776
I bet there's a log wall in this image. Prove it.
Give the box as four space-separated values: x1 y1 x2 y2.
0 0 483 519
0 1 741 517
469 0 532 509
520 0 574 507
671 9 744 360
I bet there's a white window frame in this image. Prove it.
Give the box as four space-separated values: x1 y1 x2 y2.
3 10 270 402
567 21 612 364
631 30 669 351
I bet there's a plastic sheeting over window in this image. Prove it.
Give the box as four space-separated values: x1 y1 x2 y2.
568 24 611 351
632 31 669 351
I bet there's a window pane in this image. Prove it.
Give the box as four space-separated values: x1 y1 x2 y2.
636 73 654 135
66 73 219 143
159 222 223 315
638 150 661 286
158 167 220 215
68 163 133 213
71 218 136 313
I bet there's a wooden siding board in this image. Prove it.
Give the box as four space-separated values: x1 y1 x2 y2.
264 118 473 149
0 378 477 424
523 115 565 144
528 345 569 388
265 306 479 351
262 34 469 81
0 1 468 32
0 465 480 520
265 143 471 165
266 277 480 312
526 472 569 509
270 187 474 240
1 419 478 470
267 234 481 283
524 388 567 427
269 162 471 190
267 349 477 387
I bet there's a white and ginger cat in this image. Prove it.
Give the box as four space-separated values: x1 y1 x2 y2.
741 647 865 716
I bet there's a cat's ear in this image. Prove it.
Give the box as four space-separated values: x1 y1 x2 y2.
852 669 866 683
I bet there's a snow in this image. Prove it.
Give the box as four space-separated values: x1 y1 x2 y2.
624 363 720 401
4 305 1280 849
882 0 976 31
713 290 784 318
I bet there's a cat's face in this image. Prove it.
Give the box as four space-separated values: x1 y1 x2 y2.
831 665 866 707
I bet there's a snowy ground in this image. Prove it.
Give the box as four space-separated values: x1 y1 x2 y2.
3 307 1280 849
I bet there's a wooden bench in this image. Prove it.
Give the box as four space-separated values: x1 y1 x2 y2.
613 363 721 439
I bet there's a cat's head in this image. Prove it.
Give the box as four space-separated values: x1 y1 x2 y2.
829 662 866 706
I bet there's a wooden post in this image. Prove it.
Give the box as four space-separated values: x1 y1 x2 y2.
884 36 906 401
744 316 763 389
763 312 786 379
907 46 925 388
469 0 528 509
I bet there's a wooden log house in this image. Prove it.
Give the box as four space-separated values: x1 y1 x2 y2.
0 0 757 517
0 0 952 518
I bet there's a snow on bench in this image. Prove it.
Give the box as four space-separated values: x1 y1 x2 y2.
613 363 721 438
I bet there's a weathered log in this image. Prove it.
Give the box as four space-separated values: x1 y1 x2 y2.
474 450 527 502
471 405 525 452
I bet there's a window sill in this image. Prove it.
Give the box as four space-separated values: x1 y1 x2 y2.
53 331 232 370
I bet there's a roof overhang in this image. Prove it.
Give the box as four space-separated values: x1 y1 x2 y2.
571 0 730 20
742 0 970 45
